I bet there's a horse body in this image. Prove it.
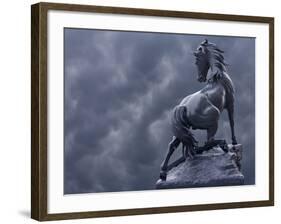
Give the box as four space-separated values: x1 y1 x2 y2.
160 40 237 181
179 72 231 131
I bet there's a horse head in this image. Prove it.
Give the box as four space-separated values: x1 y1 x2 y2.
193 39 210 82
193 39 226 83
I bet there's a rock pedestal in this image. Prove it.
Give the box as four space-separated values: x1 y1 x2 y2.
156 144 244 189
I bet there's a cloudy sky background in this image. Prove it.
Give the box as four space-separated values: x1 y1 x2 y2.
64 28 255 194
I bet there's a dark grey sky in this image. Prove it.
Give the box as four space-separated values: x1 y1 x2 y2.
64 28 255 194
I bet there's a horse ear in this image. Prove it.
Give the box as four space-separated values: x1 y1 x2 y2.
202 39 208 45
201 39 208 46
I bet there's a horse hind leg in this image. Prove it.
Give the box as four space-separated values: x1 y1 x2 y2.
160 136 180 180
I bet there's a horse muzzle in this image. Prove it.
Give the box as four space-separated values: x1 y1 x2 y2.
198 76 206 82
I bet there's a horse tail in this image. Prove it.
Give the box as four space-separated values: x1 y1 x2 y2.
171 106 198 146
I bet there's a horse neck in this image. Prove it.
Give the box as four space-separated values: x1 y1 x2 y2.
208 67 234 94
217 72 235 102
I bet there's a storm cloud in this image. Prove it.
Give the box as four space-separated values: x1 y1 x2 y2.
64 28 255 194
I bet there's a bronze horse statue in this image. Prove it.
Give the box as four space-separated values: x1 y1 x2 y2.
160 39 237 180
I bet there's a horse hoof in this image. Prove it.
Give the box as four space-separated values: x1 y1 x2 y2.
160 171 167 181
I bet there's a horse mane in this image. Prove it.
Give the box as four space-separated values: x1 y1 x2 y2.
202 40 235 103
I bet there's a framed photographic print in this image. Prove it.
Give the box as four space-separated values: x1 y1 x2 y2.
31 2 274 221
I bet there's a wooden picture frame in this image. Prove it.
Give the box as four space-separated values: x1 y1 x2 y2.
31 2 274 221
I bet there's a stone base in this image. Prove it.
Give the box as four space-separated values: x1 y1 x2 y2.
156 145 244 189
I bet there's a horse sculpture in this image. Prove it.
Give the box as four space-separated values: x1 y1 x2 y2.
160 39 237 181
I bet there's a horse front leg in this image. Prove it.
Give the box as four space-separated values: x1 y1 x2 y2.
207 123 218 142
160 136 180 180
200 123 228 153
227 104 237 145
